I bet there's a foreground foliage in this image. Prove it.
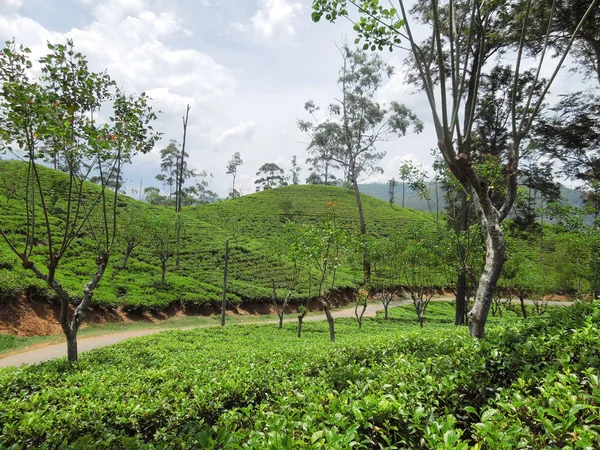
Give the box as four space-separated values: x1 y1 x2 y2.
0 302 598 448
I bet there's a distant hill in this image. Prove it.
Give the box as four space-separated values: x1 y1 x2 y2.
359 182 585 212
0 161 431 310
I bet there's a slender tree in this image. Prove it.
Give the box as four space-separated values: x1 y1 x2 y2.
399 160 428 208
290 155 301 185
301 202 348 342
311 0 598 337
175 105 191 269
255 162 287 191
0 39 160 361
177 105 191 213
117 205 150 269
155 141 181 203
149 213 178 285
400 223 442 327
387 178 397 206
271 220 305 329
226 151 243 198
299 45 422 280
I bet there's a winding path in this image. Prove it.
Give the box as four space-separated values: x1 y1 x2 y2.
0 298 570 368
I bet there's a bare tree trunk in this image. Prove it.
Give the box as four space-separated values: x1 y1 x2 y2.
280 294 291 328
66 332 78 361
519 294 528 319
455 191 470 326
455 271 467 325
352 172 370 281
59 253 109 362
176 105 191 269
161 260 167 285
221 239 229 327
122 245 136 269
297 310 307 337
271 299 284 328
322 301 335 342
467 222 506 338
402 180 405 208
175 219 182 269
354 300 367 329
271 282 292 329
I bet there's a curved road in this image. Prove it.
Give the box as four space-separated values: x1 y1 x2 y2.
0 298 570 368
0 300 411 368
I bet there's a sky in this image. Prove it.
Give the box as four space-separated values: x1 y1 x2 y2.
0 0 592 197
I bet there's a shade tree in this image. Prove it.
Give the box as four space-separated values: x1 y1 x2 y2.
311 0 598 337
290 155 301 185
255 162 287 191
117 205 151 269
0 39 161 361
299 45 423 281
398 160 429 208
534 92 600 218
300 202 349 342
270 220 306 329
387 178 397 207
399 223 443 327
369 235 403 320
226 151 243 199
148 213 179 285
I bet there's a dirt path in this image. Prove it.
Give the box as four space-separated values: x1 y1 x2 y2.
0 300 411 368
0 298 571 368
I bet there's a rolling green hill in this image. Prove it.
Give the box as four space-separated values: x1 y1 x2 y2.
0 161 431 310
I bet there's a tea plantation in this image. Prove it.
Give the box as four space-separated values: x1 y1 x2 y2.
1 302 598 449
0 160 431 310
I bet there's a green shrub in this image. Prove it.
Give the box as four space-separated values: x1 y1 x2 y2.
0 303 598 449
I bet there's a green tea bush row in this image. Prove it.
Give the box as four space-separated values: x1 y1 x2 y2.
0 303 598 448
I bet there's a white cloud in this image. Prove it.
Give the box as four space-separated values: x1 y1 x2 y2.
0 0 23 14
59 5 236 105
1 0 242 193
0 15 59 49
251 0 301 39
230 22 249 33
215 121 258 145
88 0 147 25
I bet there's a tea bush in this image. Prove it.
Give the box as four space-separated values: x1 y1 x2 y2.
0 161 428 310
0 303 598 448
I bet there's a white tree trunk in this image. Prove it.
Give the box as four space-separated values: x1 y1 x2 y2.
467 219 506 338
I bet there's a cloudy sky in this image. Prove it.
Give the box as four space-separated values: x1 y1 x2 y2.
0 0 590 197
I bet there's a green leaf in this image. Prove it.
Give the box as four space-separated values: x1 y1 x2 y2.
480 408 498 422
